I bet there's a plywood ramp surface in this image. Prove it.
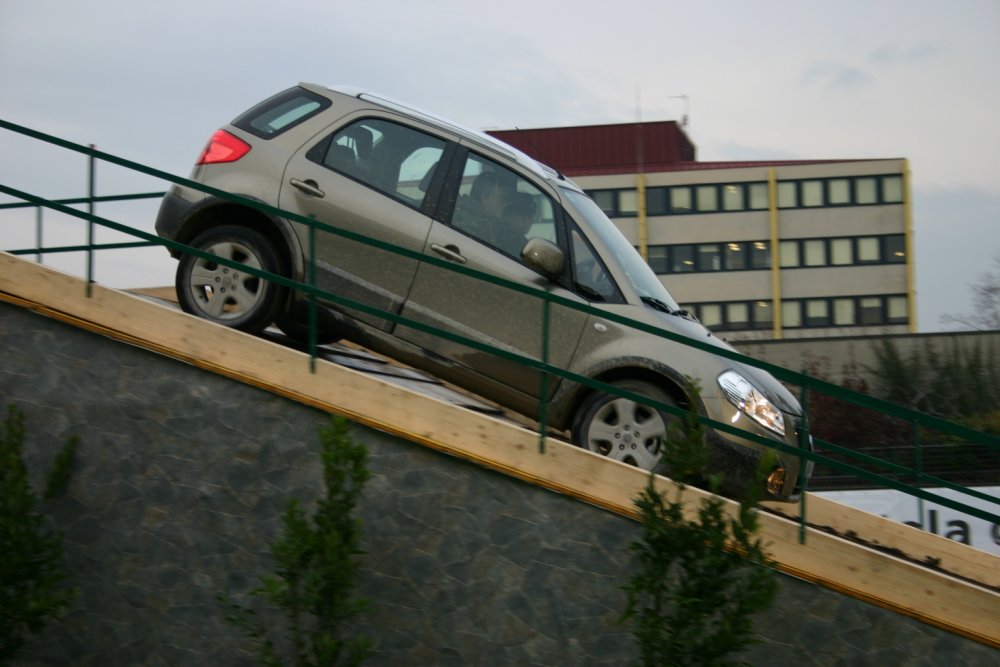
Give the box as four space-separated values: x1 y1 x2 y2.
1 252 997 647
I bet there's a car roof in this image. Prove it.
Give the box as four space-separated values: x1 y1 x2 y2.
300 82 576 188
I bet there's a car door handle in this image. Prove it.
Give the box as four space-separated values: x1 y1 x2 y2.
430 243 467 264
289 178 325 198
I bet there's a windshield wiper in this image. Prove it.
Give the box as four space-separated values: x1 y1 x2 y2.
641 295 675 314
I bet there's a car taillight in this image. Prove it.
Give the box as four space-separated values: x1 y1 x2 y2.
196 129 251 165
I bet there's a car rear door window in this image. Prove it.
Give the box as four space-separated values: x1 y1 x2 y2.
311 118 446 210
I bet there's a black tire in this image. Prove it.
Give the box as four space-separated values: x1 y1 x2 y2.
175 225 286 335
571 379 678 471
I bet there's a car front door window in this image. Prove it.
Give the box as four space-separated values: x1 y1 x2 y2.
451 153 557 262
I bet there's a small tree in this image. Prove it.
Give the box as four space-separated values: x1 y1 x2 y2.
622 389 778 667
0 404 77 662
941 251 1000 331
224 416 373 667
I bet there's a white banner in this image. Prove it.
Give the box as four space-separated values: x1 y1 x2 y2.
816 487 1000 556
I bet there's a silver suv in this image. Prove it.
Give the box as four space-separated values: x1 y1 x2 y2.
156 83 809 499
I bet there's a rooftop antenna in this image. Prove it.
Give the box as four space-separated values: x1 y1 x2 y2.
670 94 690 129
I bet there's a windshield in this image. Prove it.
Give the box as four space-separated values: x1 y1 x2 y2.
562 188 681 312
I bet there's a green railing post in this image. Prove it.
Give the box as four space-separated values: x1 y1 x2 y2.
35 207 43 264
308 215 318 373
86 144 96 297
914 419 925 528
537 288 551 455
798 383 811 544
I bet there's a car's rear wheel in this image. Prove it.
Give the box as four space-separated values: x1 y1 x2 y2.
176 225 285 335
571 379 678 471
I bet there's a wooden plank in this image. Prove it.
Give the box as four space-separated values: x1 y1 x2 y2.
2 251 998 647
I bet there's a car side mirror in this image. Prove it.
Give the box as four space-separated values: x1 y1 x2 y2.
521 237 565 279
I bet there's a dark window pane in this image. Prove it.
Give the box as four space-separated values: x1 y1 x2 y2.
884 234 906 263
750 241 771 269
646 187 668 216
671 245 695 272
805 299 830 326
725 242 747 270
647 245 669 273
859 297 883 324
697 243 722 271
752 301 773 330
591 190 616 215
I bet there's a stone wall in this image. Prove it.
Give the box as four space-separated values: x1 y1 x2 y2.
2 302 996 666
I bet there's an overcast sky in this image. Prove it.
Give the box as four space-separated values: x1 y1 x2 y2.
1 0 998 332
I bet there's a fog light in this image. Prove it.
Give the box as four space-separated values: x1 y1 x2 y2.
766 467 786 496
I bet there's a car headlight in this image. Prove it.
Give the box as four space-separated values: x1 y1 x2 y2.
717 370 786 437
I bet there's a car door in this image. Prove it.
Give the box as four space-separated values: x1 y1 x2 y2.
278 115 449 331
396 149 591 401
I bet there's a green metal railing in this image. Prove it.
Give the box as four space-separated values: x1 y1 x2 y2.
2 118 998 541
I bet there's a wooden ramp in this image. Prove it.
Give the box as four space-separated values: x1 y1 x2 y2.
2 251 997 648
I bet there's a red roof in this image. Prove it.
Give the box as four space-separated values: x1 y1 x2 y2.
488 121 695 175
488 122 871 178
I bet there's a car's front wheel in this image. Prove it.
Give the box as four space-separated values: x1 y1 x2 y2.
571 379 678 471
176 225 285 335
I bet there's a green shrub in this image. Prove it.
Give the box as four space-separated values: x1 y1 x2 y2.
224 416 373 667
622 389 778 667
0 404 77 663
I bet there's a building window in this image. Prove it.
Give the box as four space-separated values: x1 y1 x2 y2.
857 237 881 263
831 238 853 265
783 301 802 328
696 185 718 212
884 234 906 263
801 180 824 207
859 297 883 325
748 183 769 210
752 301 773 329
618 189 638 216
722 184 744 211
700 303 722 328
749 241 770 269
647 187 668 215
882 175 904 203
856 177 877 204
697 243 722 271
803 239 827 266
647 246 669 273
671 245 695 272
805 299 831 326
725 242 747 270
777 182 798 209
833 298 856 325
646 173 904 217
591 190 616 216
670 186 693 213
780 240 800 267
887 296 908 323
727 302 749 329
828 178 851 205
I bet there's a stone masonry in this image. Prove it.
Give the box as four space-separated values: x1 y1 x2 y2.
1 302 996 665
